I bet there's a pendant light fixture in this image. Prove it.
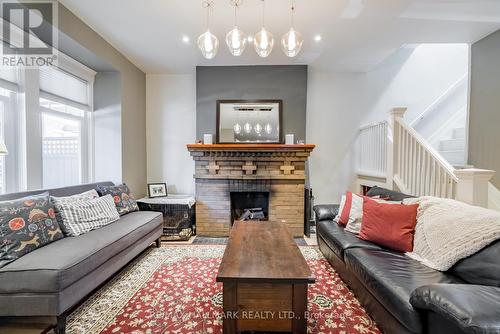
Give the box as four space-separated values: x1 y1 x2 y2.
281 1 303 57
253 0 274 58
226 0 246 56
198 1 219 59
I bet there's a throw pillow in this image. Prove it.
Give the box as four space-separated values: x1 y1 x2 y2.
0 192 64 268
345 197 402 234
359 197 418 252
51 189 99 233
97 184 138 216
339 192 363 227
53 195 120 236
333 195 346 223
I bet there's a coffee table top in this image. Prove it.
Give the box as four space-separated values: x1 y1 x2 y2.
216 221 315 283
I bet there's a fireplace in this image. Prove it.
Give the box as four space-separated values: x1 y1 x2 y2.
187 144 315 237
230 191 269 223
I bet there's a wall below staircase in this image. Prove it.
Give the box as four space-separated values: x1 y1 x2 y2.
469 29 500 188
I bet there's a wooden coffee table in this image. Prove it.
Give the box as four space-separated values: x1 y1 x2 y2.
216 221 315 333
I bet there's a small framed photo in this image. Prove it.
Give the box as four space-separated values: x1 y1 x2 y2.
148 183 167 198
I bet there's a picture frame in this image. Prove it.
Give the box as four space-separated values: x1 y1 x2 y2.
148 183 168 198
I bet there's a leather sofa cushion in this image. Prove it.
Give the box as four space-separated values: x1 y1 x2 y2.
317 221 381 259
345 248 462 334
410 284 500 333
0 211 162 293
450 239 500 287
366 186 415 201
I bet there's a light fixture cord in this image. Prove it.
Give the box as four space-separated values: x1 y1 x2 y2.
291 0 296 28
261 0 265 28
234 3 238 26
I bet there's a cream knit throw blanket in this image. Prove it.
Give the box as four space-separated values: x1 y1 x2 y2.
404 196 500 271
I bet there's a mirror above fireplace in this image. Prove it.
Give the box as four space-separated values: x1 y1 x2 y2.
216 99 282 144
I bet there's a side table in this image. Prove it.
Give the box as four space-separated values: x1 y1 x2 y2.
137 195 196 241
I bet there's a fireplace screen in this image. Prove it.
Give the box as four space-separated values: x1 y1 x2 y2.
230 192 269 223
217 100 282 143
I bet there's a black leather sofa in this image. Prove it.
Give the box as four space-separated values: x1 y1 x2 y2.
314 186 500 334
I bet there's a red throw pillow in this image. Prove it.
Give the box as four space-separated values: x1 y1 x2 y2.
359 198 418 252
338 192 353 226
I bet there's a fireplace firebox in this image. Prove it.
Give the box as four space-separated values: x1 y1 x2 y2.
230 192 269 223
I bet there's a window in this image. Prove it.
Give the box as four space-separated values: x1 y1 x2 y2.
39 66 93 189
0 69 20 194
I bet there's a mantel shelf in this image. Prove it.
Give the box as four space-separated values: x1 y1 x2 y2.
187 144 316 151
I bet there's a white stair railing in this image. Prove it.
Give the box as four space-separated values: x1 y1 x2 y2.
392 111 458 198
357 122 387 178
357 108 495 208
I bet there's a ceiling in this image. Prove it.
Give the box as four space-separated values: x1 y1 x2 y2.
59 0 500 74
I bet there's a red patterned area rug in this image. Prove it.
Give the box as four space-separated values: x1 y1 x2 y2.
66 245 381 334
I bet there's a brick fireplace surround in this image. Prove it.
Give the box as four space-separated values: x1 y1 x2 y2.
187 144 315 237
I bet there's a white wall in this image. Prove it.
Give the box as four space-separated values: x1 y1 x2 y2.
146 74 196 195
307 44 468 204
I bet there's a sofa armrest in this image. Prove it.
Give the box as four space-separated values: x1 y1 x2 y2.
410 284 500 334
313 205 339 223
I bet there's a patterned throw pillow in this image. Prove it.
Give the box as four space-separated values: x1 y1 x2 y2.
0 192 64 268
53 195 120 236
97 184 138 216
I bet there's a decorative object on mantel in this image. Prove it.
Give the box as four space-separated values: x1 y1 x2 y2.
197 0 303 59
203 134 213 144
187 143 315 237
285 134 295 145
137 195 196 241
147 183 167 198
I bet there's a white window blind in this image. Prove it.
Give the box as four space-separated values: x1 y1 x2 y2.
0 68 19 92
39 67 90 111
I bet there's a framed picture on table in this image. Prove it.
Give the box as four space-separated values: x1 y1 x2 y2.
148 183 167 198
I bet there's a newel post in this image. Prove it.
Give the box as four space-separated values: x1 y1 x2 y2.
455 169 495 208
386 108 407 190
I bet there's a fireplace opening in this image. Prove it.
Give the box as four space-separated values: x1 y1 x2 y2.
230 192 269 223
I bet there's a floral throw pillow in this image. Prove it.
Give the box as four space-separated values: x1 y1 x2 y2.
97 184 138 216
0 192 64 268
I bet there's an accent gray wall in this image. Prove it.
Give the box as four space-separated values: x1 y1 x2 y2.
196 65 308 142
469 29 500 187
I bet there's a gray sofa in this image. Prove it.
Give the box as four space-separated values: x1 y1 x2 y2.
0 182 163 333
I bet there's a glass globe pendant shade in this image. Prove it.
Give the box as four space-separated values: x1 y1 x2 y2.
254 28 274 58
254 123 262 134
198 29 219 59
226 27 247 56
281 27 303 57
233 123 242 134
243 122 252 134
264 123 272 134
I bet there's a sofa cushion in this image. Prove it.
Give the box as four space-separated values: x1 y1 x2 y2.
317 220 382 260
0 211 162 293
450 239 500 287
345 248 462 333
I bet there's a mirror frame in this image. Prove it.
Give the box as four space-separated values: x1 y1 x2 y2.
216 99 283 144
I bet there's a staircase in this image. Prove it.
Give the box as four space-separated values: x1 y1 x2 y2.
438 127 466 167
356 108 496 208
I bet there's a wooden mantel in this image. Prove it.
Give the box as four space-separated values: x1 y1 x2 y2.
187 143 315 237
187 143 315 151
